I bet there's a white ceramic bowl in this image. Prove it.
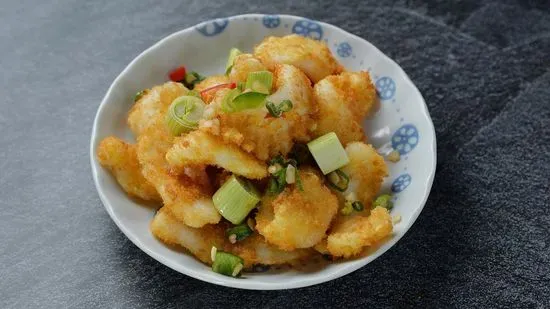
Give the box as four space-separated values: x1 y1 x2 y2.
90 14 436 290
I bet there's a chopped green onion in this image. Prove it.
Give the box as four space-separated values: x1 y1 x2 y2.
326 169 350 192
231 92 267 111
226 224 253 243
373 194 393 210
187 90 201 98
285 164 296 184
225 48 242 75
352 201 364 211
341 201 353 215
221 88 242 112
165 95 206 135
210 246 217 262
237 81 245 91
134 90 146 102
279 100 293 112
295 168 304 191
212 250 244 277
245 71 273 94
266 101 281 117
213 175 260 224
183 72 205 89
307 132 350 175
266 100 293 118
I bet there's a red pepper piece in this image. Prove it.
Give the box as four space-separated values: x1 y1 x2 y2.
169 66 187 82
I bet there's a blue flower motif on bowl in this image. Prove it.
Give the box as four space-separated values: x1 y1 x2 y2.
337 42 352 57
392 124 419 155
195 18 229 37
263 15 280 28
375 76 396 100
292 19 323 40
392 174 412 193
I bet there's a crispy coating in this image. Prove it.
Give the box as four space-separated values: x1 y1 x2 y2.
205 64 317 160
227 234 314 268
256 168 339 250
128 82 188 137
150 207 226 264
254 34 343 83
166 130 268 180
193 75 230 93
151 207 312 267
326 207 392 258
313 71 377 145
341 142 388 207
137 125 221 228
97 136 161 202
228 54 267 84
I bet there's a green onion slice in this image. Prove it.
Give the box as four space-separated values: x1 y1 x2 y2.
373 194 393 210
221 88 242 113
266 101 281 117
245 71 273 94
279 99 293 112
183 72 205 89
307 132 350 175
225 48 242 75
352 201 364 211
327 169 350 192
237 81 245 91
226 224 253 242
213 175 260 224
295 168 304 191
165 95 206 136
231 92 267 112
212 250 244 277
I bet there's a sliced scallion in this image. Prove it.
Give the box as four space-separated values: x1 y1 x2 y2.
307 132 350 175
245 71 273 94
352 201 364 211
183 72 205 89
266 101 281 117
221 88 242 113
225 48 242 75
373 194 393 210
279 99 293 112
231 92 267 111
213 175 260 224
165 95 206 135
226 224 253 243
326 169 349 192
212 251 244 277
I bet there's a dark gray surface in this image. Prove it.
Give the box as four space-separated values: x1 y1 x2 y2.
1 0 549 308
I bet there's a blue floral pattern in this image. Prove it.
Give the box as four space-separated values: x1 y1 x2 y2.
195 18 229 37
392 174 412 193
262 15 280 28
292 19 323 40
392 124 419 155
375 76 396 100
337 42 352 57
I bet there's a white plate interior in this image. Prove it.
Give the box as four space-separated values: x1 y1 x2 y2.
90 14 436 290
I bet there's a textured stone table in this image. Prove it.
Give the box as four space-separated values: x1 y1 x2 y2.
1 0 549 308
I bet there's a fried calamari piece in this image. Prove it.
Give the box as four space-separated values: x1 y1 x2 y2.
227 234 314 268
256 168 338 251
341 142 388 207
97 136 161 202
254 34 343 83
128 82 188 137
313 71 377 145
166 130 268 180
228 54 267 84
326 207 392 258
137 125 221 228
151 208 312 267
203 64 316 160
193 75 231 93
150 207 226 264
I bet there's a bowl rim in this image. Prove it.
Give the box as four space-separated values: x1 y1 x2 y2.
90 13 437 290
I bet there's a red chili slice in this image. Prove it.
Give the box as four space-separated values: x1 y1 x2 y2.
169 66 187 82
